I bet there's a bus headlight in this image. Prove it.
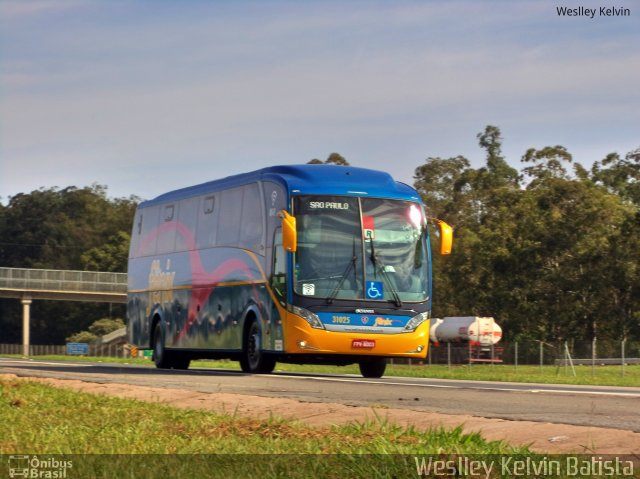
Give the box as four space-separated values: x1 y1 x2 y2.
290 305 325 330
404 312 429 332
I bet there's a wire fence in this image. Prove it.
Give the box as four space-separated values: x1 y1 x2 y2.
505 339 640 365
426 339 640 365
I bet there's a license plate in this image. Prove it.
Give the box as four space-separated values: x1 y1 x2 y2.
352 339 375 349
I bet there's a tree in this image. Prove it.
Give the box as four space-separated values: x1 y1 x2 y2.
476 125 519 189
414 127 640 345
81 231 131 272
0 185 137 270
591 147 640 205
413 156 470 220
307 153 350 165
521 145 573 184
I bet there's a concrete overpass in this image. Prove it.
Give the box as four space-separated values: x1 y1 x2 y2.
0 267 127 356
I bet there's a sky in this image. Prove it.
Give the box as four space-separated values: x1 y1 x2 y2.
1 0 638 204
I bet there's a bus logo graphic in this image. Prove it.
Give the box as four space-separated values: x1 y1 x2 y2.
8 456 29 478
366 281 383 299
375 317 393 326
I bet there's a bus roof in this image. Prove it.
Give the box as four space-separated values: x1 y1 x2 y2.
141 164 421 207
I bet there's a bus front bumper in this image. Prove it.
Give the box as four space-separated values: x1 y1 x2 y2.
283 313 430 359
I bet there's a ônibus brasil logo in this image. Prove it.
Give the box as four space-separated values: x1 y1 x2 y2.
8 456 72 478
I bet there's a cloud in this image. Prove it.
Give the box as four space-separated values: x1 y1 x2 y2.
0 0 85 17
1 1 638 201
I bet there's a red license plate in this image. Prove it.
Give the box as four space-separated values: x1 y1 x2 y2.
352 339 375 349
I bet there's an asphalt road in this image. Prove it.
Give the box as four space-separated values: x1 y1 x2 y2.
1 357 639 432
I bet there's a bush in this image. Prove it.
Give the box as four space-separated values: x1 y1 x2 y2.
66 331 97 343
66 318 124 343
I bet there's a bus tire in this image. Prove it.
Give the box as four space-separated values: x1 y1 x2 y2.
172 354 191 370
153 323 190 370
240 319 276 374
359 358 386 378
152 322 172 369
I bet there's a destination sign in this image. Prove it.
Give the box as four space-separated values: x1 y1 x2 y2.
295 196 358 215
308 201 349 210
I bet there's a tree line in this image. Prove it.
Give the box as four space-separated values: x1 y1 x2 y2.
415 126 639 344
0 128 638 344
0 185 137 344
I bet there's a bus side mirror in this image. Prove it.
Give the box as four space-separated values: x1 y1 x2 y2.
279 210 297 252
435 219 453 255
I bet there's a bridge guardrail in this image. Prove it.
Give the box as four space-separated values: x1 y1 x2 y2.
0 267 127 294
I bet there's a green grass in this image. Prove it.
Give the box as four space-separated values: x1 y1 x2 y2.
384 362 640 387
5 354 640 387
0 377 533 478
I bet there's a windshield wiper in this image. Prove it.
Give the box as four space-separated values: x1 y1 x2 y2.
326 238 357 304
367 234 403 307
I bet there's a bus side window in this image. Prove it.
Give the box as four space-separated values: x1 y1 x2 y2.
156 204 177 254
136 206 160 256
204 195 214 214
129 211 143 256
218 187 243 246
270 228 287 304
240 183 264 253
175 197 199 252
196 194 219 249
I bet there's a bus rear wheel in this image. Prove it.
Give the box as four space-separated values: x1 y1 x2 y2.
153 323 190 370
153 323 171 369
171 354 191 370
359 358 386 378
240 320 276 374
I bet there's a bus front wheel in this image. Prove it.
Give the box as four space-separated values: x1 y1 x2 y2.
240 320 276 374
359 358 386 378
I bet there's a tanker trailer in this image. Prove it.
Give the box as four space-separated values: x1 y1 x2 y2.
428 316 503 363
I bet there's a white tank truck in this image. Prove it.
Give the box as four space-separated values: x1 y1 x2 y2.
428 316 503 363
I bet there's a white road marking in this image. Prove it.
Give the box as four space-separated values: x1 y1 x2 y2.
0 358 92 367
529 389 640 397
284 374 640 398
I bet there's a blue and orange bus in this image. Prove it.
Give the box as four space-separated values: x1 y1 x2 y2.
127 164 452 377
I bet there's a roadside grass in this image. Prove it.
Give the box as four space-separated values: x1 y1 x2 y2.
3 354 639 387
0 377 527 454
0 377 531 477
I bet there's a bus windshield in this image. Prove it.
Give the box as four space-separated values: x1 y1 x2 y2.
293 196 429 303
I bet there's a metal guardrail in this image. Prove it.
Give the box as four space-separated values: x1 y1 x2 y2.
0 267 127 294
0 343 132 358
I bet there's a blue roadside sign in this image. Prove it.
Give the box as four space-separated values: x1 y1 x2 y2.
66 342 89 355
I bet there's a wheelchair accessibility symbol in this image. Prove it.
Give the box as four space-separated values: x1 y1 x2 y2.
366 281 384 299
